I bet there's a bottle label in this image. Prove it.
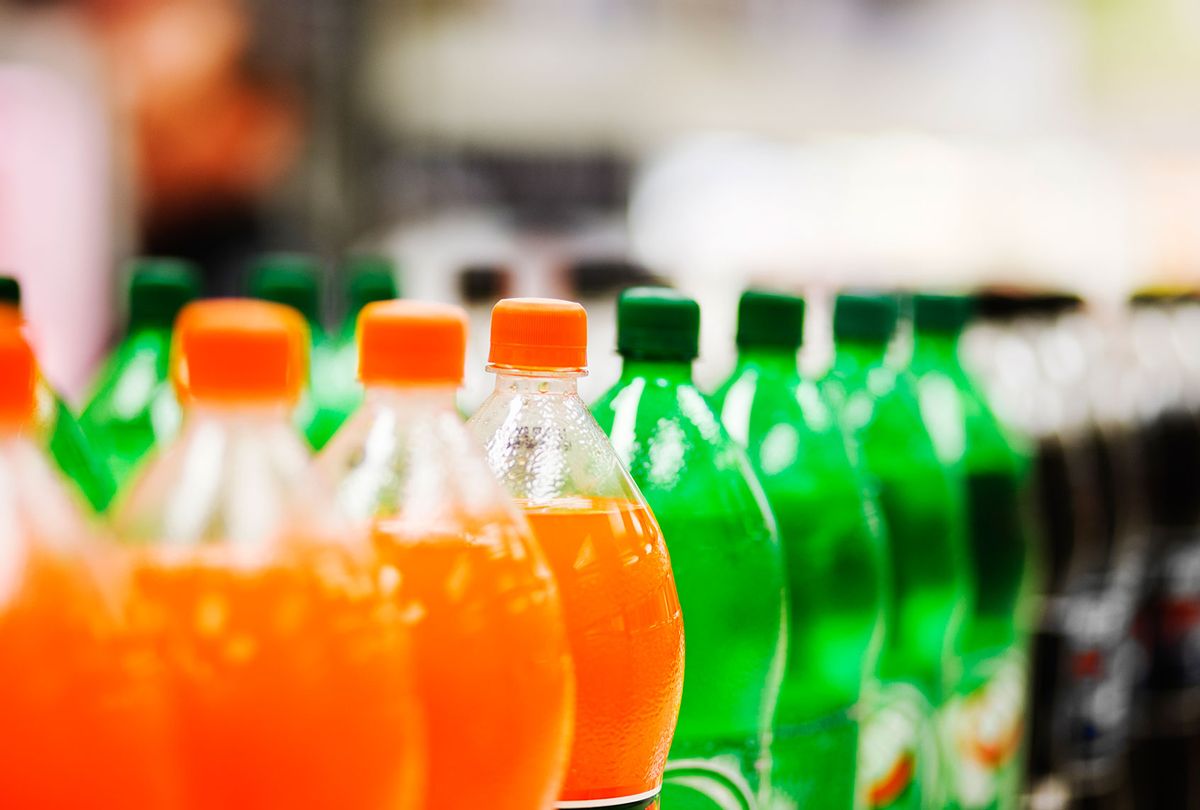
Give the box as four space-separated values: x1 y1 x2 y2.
556 789 661 809
942 652 1027 810
1139 538 1200 705
859 683 937 810
663 754 760 809
1059 584 1138 769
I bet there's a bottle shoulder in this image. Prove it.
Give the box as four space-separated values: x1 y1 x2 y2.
0 436 94 550
468 386 644 505
594 376 776 526
319 398 526 534
112 413 336 559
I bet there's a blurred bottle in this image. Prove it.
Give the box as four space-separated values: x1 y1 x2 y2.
909 293 1035 810
824 292 971 810
1046 299 1146 810
468 298 685 810
319 300 573 810
1126 292 1200 810
113 299 424 810
0 276 116 512
967 292 1138 810
711 290 887 809
248 252 339 449
320 255 400 437
0 312 176 809
457 264 513 413
564 259 662 403
80 258 199 487
591 288 786 809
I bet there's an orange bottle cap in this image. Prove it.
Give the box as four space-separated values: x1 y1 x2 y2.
0 307 35 425
358 300 468 386
488 298 588 371
175 299 308 403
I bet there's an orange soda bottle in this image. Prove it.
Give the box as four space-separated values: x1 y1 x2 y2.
113 299 424 810
0 313 177 809
318 299 575 810
467 298 685 810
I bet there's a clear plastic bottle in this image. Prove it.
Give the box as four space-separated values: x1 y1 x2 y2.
0 276 117 511
468 298 685 810
319 299 573 810
113 299 424 810
0 311 176 809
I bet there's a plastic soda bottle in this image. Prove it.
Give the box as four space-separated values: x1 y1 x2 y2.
319 255 399 437
590 288 786 809
908 293 1032 810
823 292 970 810
319 299 573 810
468 298 685 810
339 255 400 343
80 258 199 486
0 312 176 808
113 299 424 810
0 277 116 511
249 252 343 449
711 290 887 809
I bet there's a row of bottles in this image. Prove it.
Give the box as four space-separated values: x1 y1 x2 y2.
966 291 1200 810
9 254 399 516
0 268 1036 809
591 288 1033 809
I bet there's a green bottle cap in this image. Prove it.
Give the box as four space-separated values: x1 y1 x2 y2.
737 290 805 350
833 292 899 343
912 292 973 335
617 286 700 361
345 255 399 314
128 258 201 329
249 253 322 325
0 276 21 307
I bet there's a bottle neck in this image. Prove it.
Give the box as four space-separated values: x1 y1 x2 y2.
911 330 965 376
834 338 889 371
734 346 800 376
489 367 583 396
618 355 694 384
363 384 459 411
187 399 294 423
126 320 174 341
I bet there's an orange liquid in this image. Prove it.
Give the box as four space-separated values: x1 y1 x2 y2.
0 549 177 810
372 518 574 810
520 497 685 805
130 545 423 810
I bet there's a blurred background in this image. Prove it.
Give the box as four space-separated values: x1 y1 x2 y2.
4 0 1200 397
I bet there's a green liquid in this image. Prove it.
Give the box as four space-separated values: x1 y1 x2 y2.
910 328 1034 810
825 339 970 810
714 355 887 810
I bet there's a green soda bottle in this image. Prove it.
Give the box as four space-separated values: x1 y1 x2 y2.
0 277 116 512
323 255 400 431
248 253 335 449
79 258 199 487
591 288 787 809
711 290 887 810
823 292 970 810
339 255 400 344
909 293 1032 810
